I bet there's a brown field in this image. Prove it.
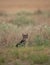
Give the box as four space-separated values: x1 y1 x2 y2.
0 0 50 13
0 0 50 65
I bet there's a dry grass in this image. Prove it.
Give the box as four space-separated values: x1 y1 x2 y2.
0 0 50 12
0 46 50 65
0 11 50 65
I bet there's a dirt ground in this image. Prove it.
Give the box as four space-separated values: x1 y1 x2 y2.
0 0 50 13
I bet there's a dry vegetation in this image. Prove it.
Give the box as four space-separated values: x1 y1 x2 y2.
0 10 50 65
0 0 50 12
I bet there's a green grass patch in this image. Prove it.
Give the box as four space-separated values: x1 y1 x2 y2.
0 56 5 65
29 54 49 64
34 35 50 46
11 16 35 26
